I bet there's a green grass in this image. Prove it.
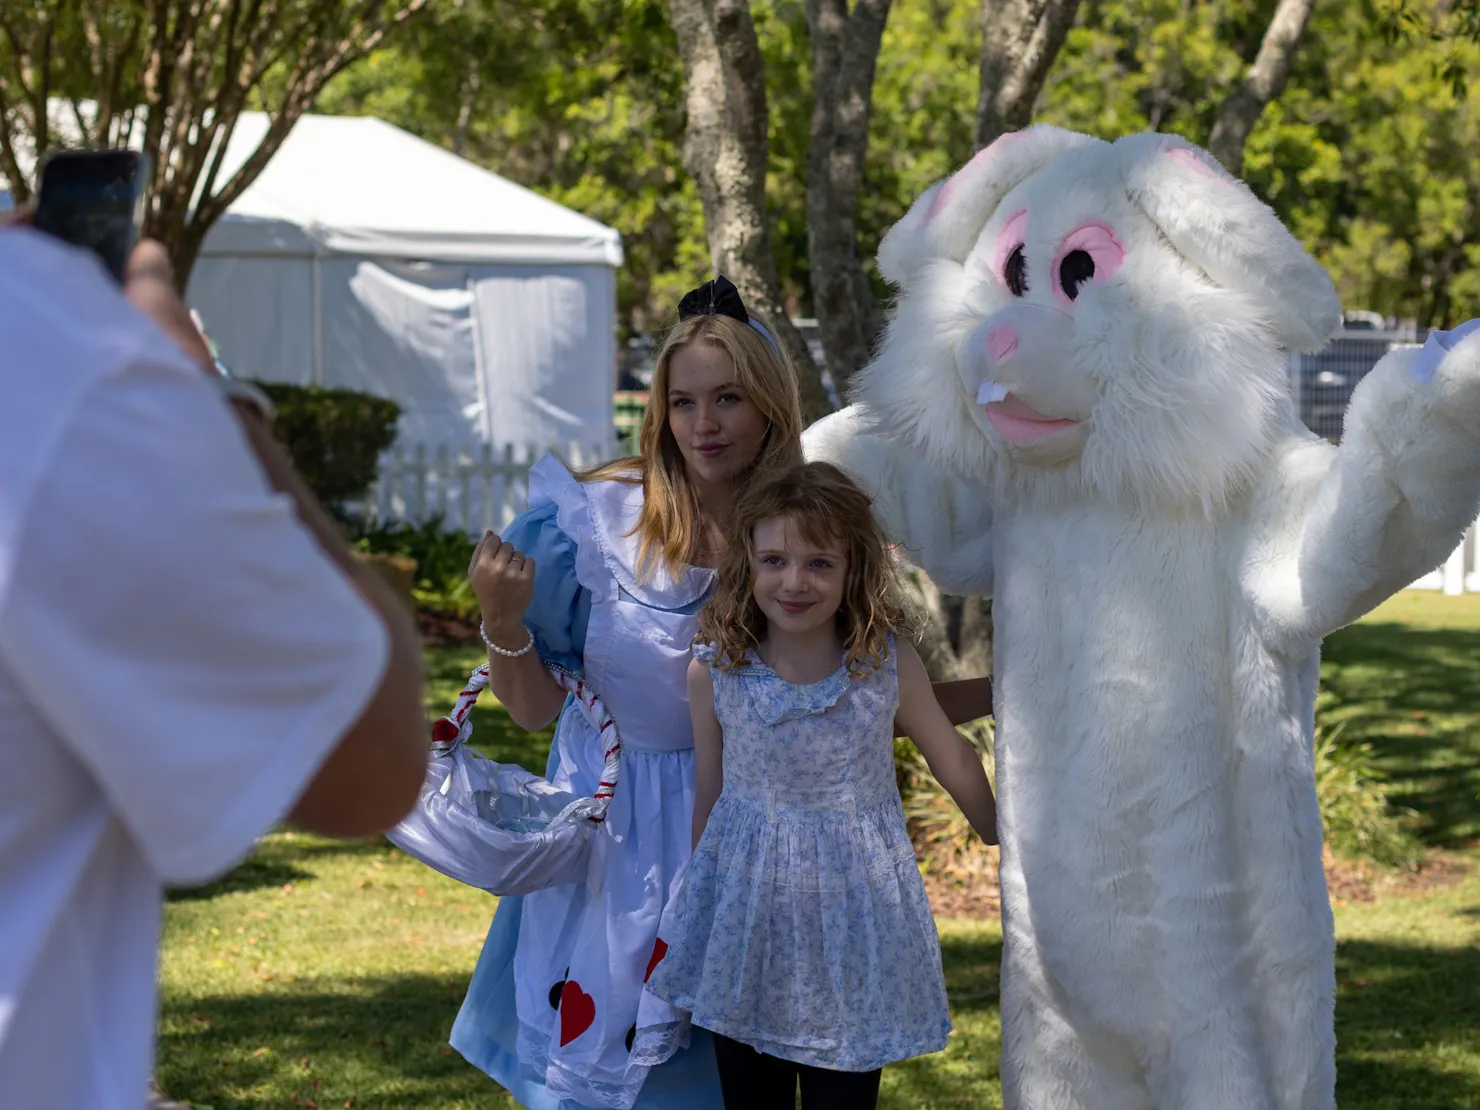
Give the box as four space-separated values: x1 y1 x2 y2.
155 596 1480 1109
1319 592 1480 849
423 647 554 768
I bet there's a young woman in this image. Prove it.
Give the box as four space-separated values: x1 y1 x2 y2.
451 278 992 1109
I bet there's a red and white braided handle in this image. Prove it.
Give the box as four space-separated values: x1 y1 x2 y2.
430 663 621 826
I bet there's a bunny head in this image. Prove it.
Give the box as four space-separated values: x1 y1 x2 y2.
853 126 1342 512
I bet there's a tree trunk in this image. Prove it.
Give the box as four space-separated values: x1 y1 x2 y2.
975 0 1083 150
954 0 1078 683
666 0 833 423
1206 0 1317 176
804 0 890 400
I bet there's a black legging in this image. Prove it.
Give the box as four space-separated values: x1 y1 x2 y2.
711 1032 883 1110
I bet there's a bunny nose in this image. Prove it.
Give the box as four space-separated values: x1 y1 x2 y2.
986 324 1018 362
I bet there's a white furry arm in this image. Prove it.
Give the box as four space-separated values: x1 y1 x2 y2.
803 405 997 596
1254 327 1480 647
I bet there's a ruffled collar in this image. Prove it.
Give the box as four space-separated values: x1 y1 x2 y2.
733 650 854 725
583 470 715 609
529 456 714 609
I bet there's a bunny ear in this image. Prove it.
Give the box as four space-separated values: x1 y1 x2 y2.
877 124 1096 288
1118 132 1341 353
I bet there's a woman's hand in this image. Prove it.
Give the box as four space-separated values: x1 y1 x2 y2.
469 530 537 645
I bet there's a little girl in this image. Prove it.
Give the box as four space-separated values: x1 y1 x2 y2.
640 461 998 1109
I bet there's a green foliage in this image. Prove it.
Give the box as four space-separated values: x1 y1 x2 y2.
1315 720 1422 867
1233 0 1480 325
896 721 997 884
318 0 703 336
252 383 400 520
353 519 480 618
314 0 1480 334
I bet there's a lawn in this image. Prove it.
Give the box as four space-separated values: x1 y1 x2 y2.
153 592 1480 1109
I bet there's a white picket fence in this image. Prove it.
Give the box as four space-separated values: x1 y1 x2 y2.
1410 520 1480 596
364 438 1480 595
363 440 622 535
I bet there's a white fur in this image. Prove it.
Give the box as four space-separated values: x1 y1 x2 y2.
804 129 1480 1110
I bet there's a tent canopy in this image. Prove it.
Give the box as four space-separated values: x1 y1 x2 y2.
188 113 623 450
3 109 624 452
201 113 622 267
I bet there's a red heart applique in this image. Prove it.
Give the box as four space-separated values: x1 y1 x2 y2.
644 938 668 983
558 980 596 1046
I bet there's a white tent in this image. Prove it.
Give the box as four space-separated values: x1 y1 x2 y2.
2 110 624 450
189 113 623 449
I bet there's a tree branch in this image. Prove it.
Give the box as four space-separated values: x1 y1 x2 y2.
1207 0 1317 176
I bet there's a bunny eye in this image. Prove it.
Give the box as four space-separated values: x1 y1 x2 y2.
1004 245 1029 296
1059 249 1095 301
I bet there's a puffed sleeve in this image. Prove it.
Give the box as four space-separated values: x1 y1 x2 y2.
500 503 591 671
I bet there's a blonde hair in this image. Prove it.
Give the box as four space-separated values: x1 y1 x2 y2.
582 312 805 579
696 461 916 677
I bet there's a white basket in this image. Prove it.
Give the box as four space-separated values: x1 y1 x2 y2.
386 662 621 895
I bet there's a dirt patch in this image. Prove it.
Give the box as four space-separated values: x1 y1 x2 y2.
417 608 482 647
915 840 1467 922
923 867 1001 922
913 831 1001 922
1326 847 1469 905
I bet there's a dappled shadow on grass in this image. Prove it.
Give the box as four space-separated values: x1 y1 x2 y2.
156 973 511 1109
1335 937 1480 1109
168 854 315 903
940 931 1003 1014
924 930 1480 1110
1321 621 1480 848
167 836 398 903
151 933 1480 1108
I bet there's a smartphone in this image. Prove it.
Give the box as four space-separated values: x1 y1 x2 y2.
32 149 149 284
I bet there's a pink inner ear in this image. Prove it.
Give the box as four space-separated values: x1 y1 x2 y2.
925 131 1023 223
990 209 1029 285
1165 146 1220 180
1050 222 1125 303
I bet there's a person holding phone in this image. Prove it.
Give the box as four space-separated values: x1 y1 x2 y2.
0 212 429 1110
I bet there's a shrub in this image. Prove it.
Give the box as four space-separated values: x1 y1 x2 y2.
251 382 401 520
1314 720 1421 867
896 722 997 885
354 518 480 618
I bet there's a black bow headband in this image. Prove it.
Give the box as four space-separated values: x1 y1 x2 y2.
676 274 780 353
677 275 750 324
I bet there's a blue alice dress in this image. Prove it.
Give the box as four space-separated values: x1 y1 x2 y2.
449 456 724 1110
640 638 953 1072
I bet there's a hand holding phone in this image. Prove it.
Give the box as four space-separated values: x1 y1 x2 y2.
32 149 149 284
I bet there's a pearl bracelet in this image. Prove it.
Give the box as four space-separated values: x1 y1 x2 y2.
480 620 536 658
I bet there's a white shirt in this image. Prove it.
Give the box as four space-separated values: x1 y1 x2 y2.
0 230 390 1109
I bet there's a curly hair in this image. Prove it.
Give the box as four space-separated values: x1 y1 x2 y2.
696 461 916 677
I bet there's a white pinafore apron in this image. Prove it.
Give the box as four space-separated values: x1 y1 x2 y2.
508 458 714 1108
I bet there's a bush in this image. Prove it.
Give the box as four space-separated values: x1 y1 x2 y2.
896 722 997 885
354 518 480 618
1315 720 1421 867
251 382 400 520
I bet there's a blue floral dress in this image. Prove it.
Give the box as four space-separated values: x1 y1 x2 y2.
641 638 952 1072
